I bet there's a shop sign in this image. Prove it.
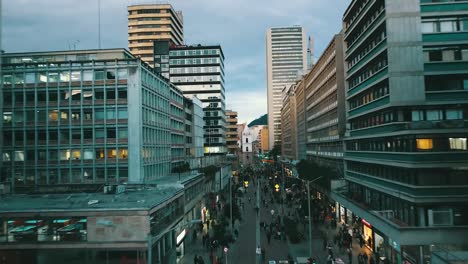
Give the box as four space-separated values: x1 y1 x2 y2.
176 229 186 245
388 238 401 252
361 219 372 228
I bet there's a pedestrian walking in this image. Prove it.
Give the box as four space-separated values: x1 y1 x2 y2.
363 253 368 264
198 256 205 264
347 247 353 264
267 231 272 244
194 254 199 264
261 247 266 263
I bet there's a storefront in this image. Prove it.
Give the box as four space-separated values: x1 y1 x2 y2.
362 219 373 250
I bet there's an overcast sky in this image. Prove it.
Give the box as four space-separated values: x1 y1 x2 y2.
2 0 350 123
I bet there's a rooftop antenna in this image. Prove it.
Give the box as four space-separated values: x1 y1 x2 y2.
98 0 102 49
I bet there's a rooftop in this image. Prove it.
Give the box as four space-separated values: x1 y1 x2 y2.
0 184 184 215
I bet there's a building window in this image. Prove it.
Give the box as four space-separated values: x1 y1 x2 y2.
416 139 433 150
412 110 424 121
428 50 442 62
449 138 467 150
427 110 443 121
446 109 463 120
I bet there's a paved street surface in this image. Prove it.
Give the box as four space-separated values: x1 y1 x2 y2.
181 172 372 264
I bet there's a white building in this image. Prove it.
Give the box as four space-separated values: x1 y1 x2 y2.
266 26 307 150
242 125 265 153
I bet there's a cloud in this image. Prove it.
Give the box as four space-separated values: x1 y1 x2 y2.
3 0 351 121
226 89 267 124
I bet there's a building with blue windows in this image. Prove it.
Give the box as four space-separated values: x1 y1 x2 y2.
1 48 184 190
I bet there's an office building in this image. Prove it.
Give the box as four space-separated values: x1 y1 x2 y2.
281 84 298 160
305 34 346 169
331 1 468 263
226 110 239 154
168 45 227 155
128 4 184 66
1 49 183 189
266 26 307 150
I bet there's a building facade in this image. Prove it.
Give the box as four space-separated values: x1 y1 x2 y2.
305 34 346 170
331 1 468 263
226 110 239 154
259 126 269 153
281 84 298 160
241 126 253 153
127 4 184 66
168 45 227 155
1 49 181 190
266 26 307 150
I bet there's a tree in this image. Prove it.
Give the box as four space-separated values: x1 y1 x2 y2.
172 161 190 181
270 144 281 161
223 203 242 222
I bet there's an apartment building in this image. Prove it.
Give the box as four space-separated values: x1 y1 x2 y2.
128 4 183 66
331 1 468 263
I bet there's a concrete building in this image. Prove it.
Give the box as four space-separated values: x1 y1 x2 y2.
331 1 468 263
259 126 270 153
0 49 183 188
266 26 307 150
305 34 346 170
168 45 227 156
226 110 239 154
295 77 307 161
183 96 205 169
281 84 298 160
127 4 184 67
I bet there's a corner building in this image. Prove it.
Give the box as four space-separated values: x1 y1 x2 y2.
1 49 181 189
331 1 468 263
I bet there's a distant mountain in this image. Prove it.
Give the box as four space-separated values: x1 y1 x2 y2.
248 114 267 127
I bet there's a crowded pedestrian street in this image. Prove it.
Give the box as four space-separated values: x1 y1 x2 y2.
180 164 375 264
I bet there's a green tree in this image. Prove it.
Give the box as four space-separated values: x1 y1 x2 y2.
270 144 281 161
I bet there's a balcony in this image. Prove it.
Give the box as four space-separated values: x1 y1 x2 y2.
346 151 468 165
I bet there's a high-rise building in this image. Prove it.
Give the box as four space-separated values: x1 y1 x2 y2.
0 49 182 189
259 126 269 153
305 34 346 169
127 4 183 66
331 0 468 263
266 26 307 150
226 110 239 154
168 45 227 155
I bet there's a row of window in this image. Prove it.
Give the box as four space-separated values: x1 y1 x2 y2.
3 90 127 106
169 49 220 57
142 88 170 111
346 2 385 49
6 167 129 185
142 127 171 146
349 81 389 110
3 148 129 162
3 109 128 124
347 136 467 152
422 17 468 34
350 108 465 130
169 58 221 65
2 69 128 85
3 128 128 145
170 75 223 83
347 161 468 186
344 0 371 29
348 54 388 90
169 66 221 74
143 108 171 128
424 47 468 62
425 74 468 91
347 28 387 69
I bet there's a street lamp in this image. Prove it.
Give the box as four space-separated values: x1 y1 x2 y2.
147 219 202 264
303 176 323 259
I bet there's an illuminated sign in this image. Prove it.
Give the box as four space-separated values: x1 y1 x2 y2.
176 229 186 245
361 219 372 228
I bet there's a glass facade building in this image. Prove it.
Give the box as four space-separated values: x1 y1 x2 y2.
1 49 183 190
